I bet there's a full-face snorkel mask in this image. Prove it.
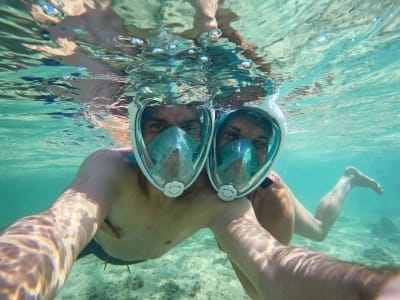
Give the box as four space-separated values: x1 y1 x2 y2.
207 100 287 201
129 100 215 198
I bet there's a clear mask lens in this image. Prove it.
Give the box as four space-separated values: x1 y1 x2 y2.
147 126 198 183
217 139 260 184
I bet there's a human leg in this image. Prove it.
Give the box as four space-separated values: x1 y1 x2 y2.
294 166 384 241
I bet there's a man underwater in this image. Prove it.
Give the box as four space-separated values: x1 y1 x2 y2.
1 0 397 299
0 98 398 300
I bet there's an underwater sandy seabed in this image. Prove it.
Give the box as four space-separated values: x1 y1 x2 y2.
56 213 400 300
56 230 248 300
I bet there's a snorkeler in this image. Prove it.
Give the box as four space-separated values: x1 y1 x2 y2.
0 98 399 300
205 102 386 299
210 103 384 243
2 0 396 299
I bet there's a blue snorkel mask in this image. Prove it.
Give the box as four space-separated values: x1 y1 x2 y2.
207 99 287 201
129 100 215 198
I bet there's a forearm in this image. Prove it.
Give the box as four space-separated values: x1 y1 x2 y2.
265 246 393 300
0 188 103 299
213 204 396 300
0 212 78 299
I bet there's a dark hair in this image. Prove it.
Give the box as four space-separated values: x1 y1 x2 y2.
218 109 273 139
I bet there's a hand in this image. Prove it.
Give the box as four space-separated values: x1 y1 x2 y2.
29 0 111 23
23 37 77 56
181 0 220 38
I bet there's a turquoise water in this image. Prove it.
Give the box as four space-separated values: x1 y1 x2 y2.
1 0 400 298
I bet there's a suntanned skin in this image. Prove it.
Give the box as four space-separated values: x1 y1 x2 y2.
213 113 386 299
0 105 397 300
229 168 386 300
217 115 384 245
4 1 396 299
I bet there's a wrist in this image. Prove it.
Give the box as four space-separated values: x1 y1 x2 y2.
194 13 218 32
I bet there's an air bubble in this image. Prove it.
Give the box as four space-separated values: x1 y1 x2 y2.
197 28 222 45
131 37 144 46
167 43 177 50
209 28 222 40
317 34 329 43
199 55 209 63
239 60 252 69
152 47 165 54
39 1 61 18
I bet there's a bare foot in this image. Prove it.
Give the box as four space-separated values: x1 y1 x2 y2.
344 166 384 195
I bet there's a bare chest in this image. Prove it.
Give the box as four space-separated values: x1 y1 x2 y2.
94 188 212 261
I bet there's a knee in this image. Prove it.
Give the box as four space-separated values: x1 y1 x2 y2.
310 222 330 242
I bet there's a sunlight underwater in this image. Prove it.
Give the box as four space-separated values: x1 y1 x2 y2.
0 0 399 299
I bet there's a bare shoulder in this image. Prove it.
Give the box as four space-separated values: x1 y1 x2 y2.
267 171 287 189
76 148 132 178
66 147 135 204
81 148 128 165
252 171 292 200
54 148 134 219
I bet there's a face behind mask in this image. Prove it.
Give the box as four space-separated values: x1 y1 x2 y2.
129 100 215 198
207 101 287 201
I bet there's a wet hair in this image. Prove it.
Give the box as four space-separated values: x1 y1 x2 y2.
217 109 273 140
140 105 158 129
140 103 202 128
139 103 205 144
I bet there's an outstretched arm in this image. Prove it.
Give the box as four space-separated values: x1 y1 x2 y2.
0 150 116 299
211 199 398 300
